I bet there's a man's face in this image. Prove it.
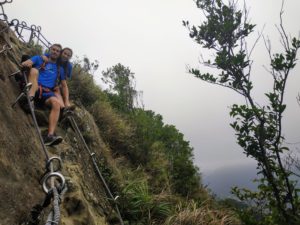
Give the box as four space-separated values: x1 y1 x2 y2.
49 45 61 59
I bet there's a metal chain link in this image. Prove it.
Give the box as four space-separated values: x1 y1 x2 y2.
0 0 12 23
0 43 11 55
0 0 51 48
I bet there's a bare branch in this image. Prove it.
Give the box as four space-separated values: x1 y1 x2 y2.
277 0 290 50
263 65 274 77
248 26 265 59
297 94 300 107
262 35 278 82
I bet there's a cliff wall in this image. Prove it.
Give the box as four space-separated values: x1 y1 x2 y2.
0 21 117 225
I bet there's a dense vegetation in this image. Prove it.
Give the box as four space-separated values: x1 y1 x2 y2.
67 59 240 224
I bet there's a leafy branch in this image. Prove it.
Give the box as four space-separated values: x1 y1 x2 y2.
185 0 300 224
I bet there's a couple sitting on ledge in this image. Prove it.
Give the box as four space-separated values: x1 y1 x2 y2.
21 43 74 146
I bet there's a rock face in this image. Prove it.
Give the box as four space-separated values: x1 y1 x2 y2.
0 21 116 225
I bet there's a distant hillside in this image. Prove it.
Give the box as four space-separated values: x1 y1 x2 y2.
203 164 257 198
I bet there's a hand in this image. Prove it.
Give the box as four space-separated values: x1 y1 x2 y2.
41 55 49 63
21 60 33 68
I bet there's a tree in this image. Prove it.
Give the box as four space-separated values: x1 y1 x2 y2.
184 0 300 224
131 109 201 197
82 56 99 75
101 63 142 113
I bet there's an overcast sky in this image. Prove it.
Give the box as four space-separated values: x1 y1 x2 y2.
4 1 300 181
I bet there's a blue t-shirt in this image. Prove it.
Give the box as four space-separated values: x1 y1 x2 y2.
66 62 73 79
44 53 73 79
31 56 65 89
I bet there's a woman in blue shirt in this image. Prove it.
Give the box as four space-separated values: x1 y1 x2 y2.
58 47 73 79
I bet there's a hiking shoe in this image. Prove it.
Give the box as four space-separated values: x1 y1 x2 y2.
44 134 63 146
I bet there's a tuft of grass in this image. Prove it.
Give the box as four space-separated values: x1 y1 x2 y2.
165 201 241 225
119 174 173 224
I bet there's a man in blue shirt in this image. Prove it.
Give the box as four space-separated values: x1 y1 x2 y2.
22 43 70 146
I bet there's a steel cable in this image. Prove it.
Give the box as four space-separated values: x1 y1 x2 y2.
45 184 67 225
67 115 125 225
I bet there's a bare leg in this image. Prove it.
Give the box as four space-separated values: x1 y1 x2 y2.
27 68 39 97
54 87 65 108
45 97 61 135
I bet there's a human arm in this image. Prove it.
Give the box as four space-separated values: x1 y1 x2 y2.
21 56 42 68
21 59 34 68
61 80 71 107
41 55 49 63
67 62 73 79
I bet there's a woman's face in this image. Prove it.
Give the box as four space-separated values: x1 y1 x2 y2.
61 49 72 62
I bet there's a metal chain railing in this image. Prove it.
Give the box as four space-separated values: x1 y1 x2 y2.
0 0 51 49
0 0 12 23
